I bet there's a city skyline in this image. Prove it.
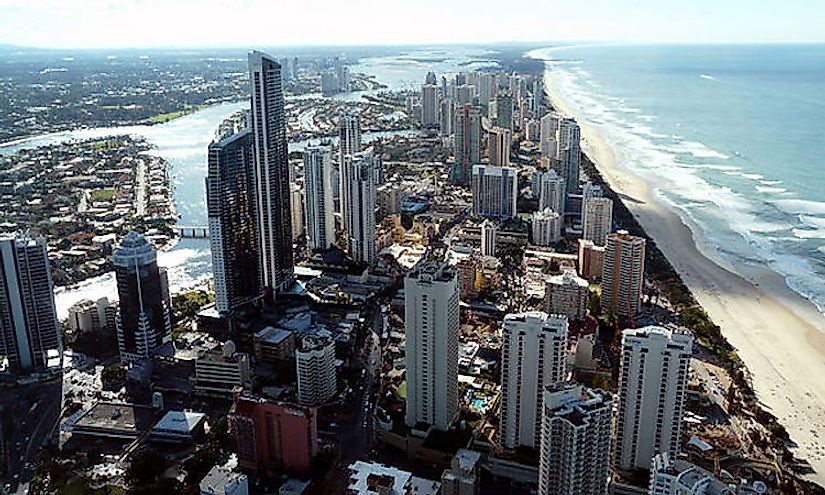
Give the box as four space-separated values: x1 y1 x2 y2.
1 0 824 49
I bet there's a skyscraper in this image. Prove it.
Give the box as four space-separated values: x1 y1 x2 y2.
539 112 560 158
538 383 613 495
494 92 513 131
614 326 693 471
0 234 61 374
114 231 171 364
582 197 613 246
341 152 377 264
480 219 497 257
488 126 512 167
532 208 562 246
453 104 482 185
207 129 261 315
290 183 304 241
338 110 362 162
405 261 459 431
581 181 603 225
421 83 439 128
303 146 336 251
471 164 518 219
296 334 337 406
557 118 581 195
439 97 455 137
601 230 646 317
536 169 565 215
249 51 294 294
499 311 568 450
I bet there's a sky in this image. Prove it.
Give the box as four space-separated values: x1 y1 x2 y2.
0 0 823 49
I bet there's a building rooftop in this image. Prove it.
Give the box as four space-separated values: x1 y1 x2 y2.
152 410 206 435
347 461 411 495
255 326 293 345
200 461 248 495
72 402 156 438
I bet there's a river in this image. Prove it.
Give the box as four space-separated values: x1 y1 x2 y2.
0 46 496 318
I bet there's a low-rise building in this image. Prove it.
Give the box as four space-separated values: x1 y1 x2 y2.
151 410 207 443
200 463 249 495
253 326 295 365
441 449 482 495
649 453 736 495
194 341 251 398
346 460 441 495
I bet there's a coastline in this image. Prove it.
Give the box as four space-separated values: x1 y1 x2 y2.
541 65 825 482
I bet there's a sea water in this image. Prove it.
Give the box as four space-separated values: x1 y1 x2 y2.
531 43 825 315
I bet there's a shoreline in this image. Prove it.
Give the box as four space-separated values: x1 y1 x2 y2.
541 63 825 483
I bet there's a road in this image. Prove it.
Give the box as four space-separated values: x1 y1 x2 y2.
319 306 383 465
0 377 63 493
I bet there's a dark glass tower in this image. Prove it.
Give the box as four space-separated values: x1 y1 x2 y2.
113 231 171 363
206 128 262 314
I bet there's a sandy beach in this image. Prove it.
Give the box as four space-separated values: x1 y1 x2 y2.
542 68 825 483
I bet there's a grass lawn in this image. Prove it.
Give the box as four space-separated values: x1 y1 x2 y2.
144 110 188 124
89 188 116 202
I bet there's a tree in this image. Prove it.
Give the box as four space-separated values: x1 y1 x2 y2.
126 450 166 487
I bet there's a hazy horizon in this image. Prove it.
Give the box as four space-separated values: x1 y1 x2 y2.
1 0 823 50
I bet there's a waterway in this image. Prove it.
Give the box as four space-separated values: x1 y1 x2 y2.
0 46 496 318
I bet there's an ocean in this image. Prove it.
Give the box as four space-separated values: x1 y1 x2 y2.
531 43 825 317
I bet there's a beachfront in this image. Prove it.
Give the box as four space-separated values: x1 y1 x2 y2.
542 67 825 483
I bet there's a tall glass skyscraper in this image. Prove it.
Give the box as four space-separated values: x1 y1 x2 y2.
248 51 294 295
207 128 262 314
0 234 61 374
114 231 171 364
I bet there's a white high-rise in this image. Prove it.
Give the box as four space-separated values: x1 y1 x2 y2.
472 164 518 219
338 111 362 163
296 334 338 406
581 181 603 225
536 169 565 215
405 261 459 431
614 326 693 471
557 118 581 195
0 234 62 374
341 152 377 264
601 230 646 317
480 219 497 257
582 197 613 246
539 112 560 158
440 97 455 137
538 383 613 495
488 126 512 167
499 311 568 449
532 208 562 246
421 84 439 128
290 183 304 241
303 146 336 251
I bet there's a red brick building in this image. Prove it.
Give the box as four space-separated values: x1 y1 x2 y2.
229 393 318 473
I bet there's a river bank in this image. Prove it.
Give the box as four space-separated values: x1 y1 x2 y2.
540 61 825 485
